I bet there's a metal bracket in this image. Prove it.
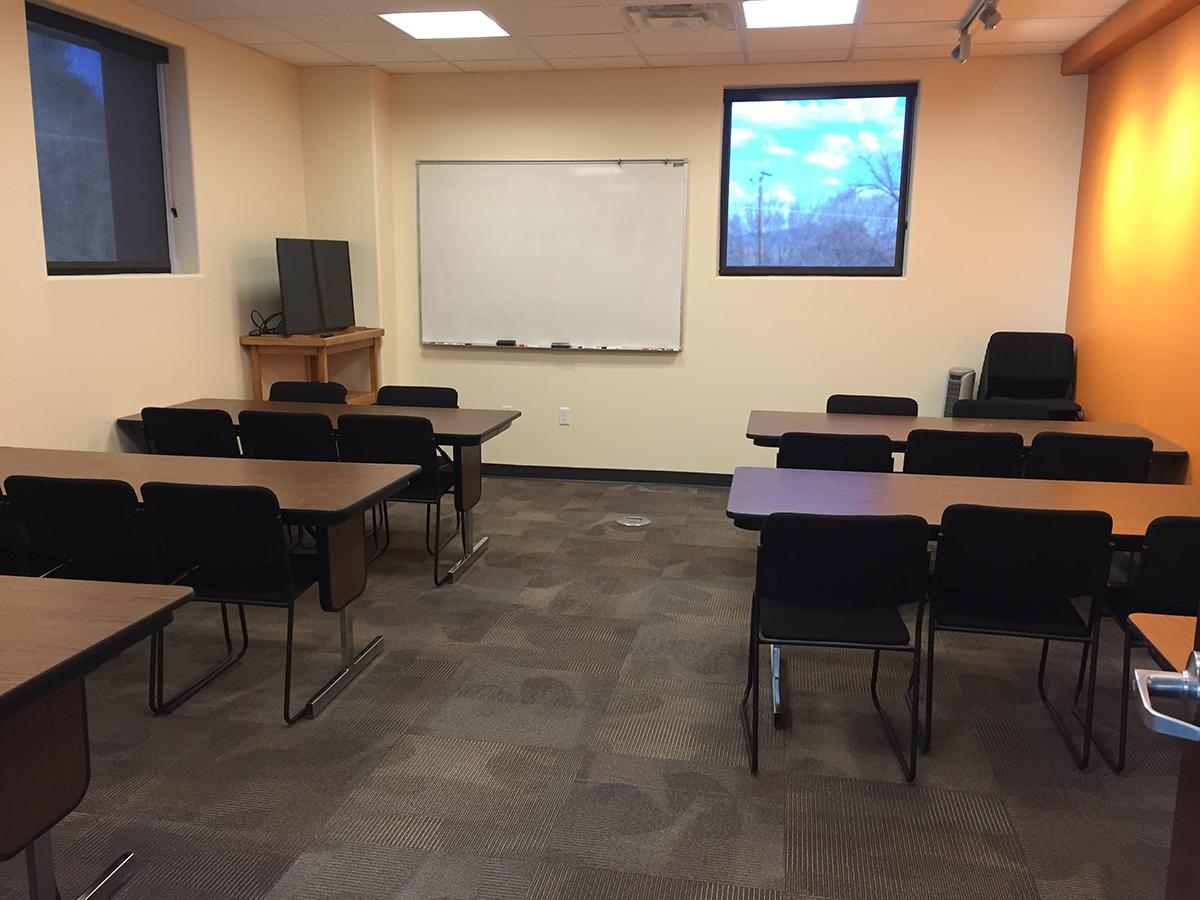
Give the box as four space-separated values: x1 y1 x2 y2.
1136 651 1200 742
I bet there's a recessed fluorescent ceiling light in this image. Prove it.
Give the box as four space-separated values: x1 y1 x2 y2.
742 0 858 29
379 10 508 39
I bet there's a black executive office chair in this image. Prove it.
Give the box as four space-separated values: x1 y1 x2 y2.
777 432 894 473
741 512 929 780
951 399 1050 420
269 381 348 404
826 394 918 417
1025 433 1153 483
978 332 1082 420
3 476 155 583
337 415 456 585
903 429 1025 478
142 482 320 722
376 385 459 409
142 407 241 458
238 410 339 462
926 504 1113 769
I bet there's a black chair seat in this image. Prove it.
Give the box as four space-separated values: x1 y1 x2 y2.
182 553 320 604
389 461 455 502
47 558 160 584
933 587 1089 638
760 597 910 645
991 396 1081 421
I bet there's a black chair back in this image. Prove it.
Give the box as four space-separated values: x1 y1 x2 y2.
1132 517 1200 616
980 332 1076 401
239 410 339 462
903 429 1024 478
935 504 1112 603
3 475 147 569
0 499 26 575
951 399 1050 420
758 513 928 609
142 407 240 458
777 432 893 473
1026 432 1153 483
376 385 459 409
826 394 917 417
269 381 348 404
337 414 441 478
141 482 290 577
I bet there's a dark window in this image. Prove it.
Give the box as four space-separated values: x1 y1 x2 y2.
26 4 171 275
720 82 918 277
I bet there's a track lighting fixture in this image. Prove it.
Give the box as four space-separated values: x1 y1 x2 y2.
979 2 1002 30
950 28 971 63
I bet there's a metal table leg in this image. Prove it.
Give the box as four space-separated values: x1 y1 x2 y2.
26 833 135 900
772 644 785 729
298 607 383 719
446 508 490 583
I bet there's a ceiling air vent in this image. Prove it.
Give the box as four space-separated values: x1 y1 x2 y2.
621 3 734 31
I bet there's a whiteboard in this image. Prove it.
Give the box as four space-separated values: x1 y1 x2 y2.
417 160 687 351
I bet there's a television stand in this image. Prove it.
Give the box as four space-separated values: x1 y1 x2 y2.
240 326 383 404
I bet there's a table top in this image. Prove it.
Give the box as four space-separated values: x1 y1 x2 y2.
1129 613 1197 672
0 576 192 715
239 326 384 348
745 410 1188 456
119 399 521 446
725 466 1200 540
0 447 417 526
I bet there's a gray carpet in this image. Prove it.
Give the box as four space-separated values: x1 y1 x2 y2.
0 479 1180 899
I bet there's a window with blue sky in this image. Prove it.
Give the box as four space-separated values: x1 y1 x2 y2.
720 83 918 276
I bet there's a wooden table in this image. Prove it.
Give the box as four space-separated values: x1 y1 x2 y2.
1129 613 1198 673
0 447 418 718
1 576 192 900
117 399 522 582
240 326 383 405
745 410 1189 483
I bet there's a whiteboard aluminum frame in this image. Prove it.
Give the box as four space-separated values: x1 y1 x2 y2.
416 159 688 353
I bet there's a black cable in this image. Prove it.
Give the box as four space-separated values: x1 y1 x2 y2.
249 309 282 337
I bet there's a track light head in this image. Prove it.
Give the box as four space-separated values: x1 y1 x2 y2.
979 2 1002 30
950 29 971 63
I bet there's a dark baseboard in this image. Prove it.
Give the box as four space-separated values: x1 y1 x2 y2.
481 463 732 487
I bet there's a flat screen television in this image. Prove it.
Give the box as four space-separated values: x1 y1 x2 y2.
276 238 355 335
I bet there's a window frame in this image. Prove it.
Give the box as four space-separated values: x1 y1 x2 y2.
26 3 174 277
718 81 919 278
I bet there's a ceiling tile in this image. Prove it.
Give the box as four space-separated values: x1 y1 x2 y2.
973 16 1105 43
744 24 854 52
426 37 539 60
525 33 639 56
455 58 554 70
747 48 850 63
629 28 741 55
251 42 349 65
481 0 600 7
857 20 958 47
862 0 966 25
232 0 374 14
268 14 401 42
973 40 1073 55
137 0 251 18
361 0 494 8
1000 0 1126 18
647 52 745 67
852 44 949 60
317 40 439 62
198 18 300 43
491 5 625 36
377 60 461 73
548 56 647 68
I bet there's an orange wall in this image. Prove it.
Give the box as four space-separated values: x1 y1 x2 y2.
1066 5 1200 482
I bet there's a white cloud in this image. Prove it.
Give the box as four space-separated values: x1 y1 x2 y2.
804 134 854 169
858 130 880 152
764 143 794 157
805 151 849 169
730 127 756 148
823 177 842 186
890 128 904 140
772 185 796 204
729 179 747 201
733 97 905 130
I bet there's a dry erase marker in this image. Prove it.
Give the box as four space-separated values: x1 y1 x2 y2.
497 340 516 347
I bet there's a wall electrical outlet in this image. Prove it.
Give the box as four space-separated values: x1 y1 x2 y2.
558 407 571 425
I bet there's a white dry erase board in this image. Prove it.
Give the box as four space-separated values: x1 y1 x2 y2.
417 160 687 352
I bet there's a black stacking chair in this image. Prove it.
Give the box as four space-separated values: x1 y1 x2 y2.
0 498 28 575
951 399 1050 420
741 513 929 780
337 415 456 585
269 381 348 404
141 482 320 722
1096 517 1200 772
826 394 918 417
3 476 154 582
926 504 1113 769
978 331 1081 420
777 432 894 472
1026 433 1153 483
903 429 1025 478
142 407 241 458
377 385 459 408
239 410 339 462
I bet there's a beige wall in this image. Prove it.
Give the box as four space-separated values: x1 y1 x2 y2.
387 57 1088 473
0 0 307 450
